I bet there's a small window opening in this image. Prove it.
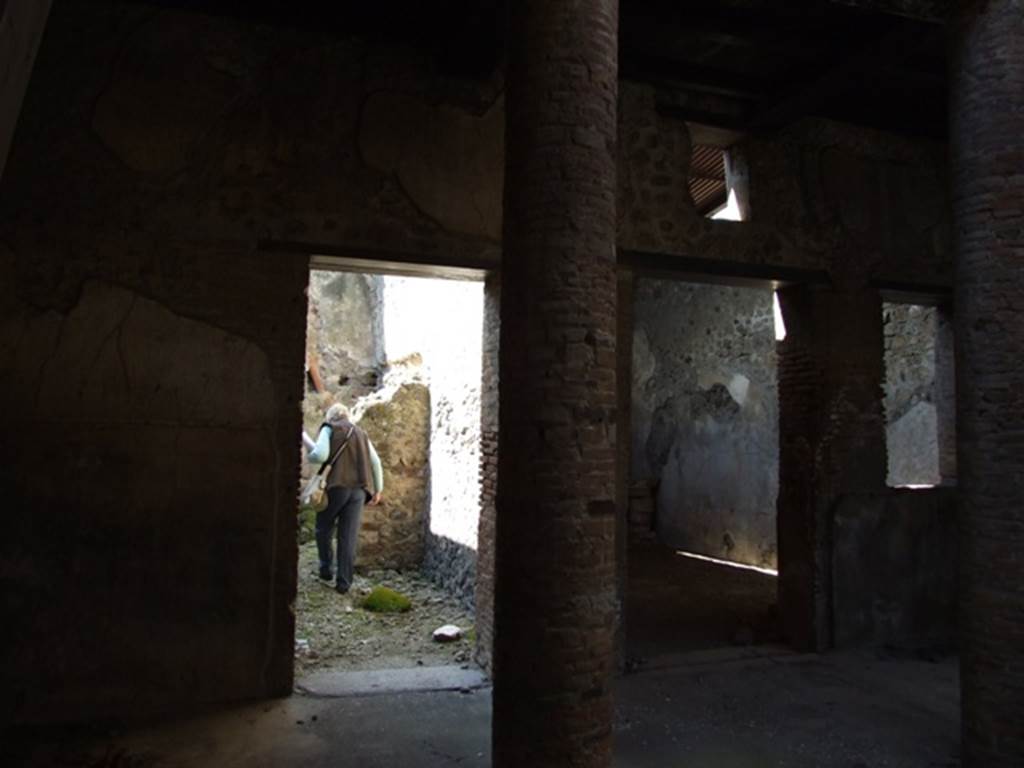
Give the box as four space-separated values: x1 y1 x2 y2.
772 291 787 341
690 144 746 221
689 144 727 217
883 302 956 488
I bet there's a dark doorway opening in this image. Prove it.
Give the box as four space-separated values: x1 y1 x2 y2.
625 277 782 662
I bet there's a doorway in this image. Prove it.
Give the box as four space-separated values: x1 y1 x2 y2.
626 277 781 662
294 264 486 680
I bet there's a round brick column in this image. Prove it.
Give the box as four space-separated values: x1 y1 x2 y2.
493 1 618 766
949 2 1024 764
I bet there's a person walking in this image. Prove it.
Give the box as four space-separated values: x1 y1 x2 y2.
306 402 383 593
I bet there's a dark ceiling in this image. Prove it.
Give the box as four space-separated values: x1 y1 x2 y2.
621 0 947 140
122 0 948 139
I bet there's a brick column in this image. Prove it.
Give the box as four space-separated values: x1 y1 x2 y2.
934 305 958 484
949 2 1024 764
493 1 619 765
614 268 634 670
776 283 887 651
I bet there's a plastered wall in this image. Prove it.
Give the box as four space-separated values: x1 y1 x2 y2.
0 0 501 723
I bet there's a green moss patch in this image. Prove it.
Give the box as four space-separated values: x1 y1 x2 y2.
361 586 412 613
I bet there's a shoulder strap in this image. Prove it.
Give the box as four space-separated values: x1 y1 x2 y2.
316 425 356 476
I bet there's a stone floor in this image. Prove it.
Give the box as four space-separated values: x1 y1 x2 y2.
6 647 960 767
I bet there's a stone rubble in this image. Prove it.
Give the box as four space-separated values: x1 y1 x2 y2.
294 542 476 676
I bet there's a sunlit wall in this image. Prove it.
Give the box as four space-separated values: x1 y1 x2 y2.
383 276 484 550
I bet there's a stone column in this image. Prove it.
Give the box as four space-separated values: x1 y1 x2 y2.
776 283 887 651
949 2 1024 764
493 1 619 765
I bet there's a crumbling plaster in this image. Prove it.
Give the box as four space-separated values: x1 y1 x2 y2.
0 263 307 724
305 271 385 404
360 92 504 240
632 280 778 569
355 379 432 570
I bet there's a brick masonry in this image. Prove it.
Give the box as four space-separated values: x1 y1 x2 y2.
776 283 888 651
492 1 619 765
949 1 1024 764
935 305 958 483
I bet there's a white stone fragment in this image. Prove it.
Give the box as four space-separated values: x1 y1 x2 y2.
432 624 462 642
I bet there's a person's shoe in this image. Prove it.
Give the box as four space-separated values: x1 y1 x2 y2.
313 568 332 583
335 583 349 594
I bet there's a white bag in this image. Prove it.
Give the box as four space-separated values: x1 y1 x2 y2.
300 472 326 508
299 425 355 510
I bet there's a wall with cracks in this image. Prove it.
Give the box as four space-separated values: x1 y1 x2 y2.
0 0 956 723
0 0 501 725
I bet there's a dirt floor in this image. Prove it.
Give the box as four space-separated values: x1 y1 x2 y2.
294 542 476 675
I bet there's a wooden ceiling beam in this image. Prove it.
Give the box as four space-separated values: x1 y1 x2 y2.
653 102 753 133
620 50 776 100
749 18 944 131
825 0 950 22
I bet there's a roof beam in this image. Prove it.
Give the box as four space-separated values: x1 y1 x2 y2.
826 0 950 23
620 50 775 100
653 102 753 133
750 18 944 131
620 8 838 60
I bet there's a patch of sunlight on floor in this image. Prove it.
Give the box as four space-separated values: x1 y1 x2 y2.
676 549 779 576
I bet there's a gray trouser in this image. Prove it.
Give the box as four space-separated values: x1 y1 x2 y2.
315 486 365 591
